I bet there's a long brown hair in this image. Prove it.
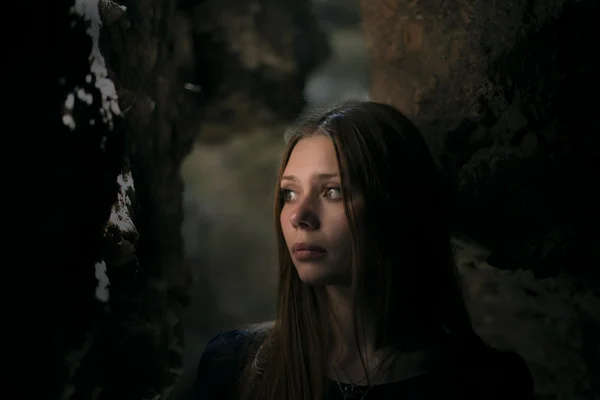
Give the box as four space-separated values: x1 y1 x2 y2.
238 101 473 400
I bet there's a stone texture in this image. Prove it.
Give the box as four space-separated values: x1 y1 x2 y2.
96 0 199 398
361 0 600 397
361 0 599 282
47 0 329 398
49 0 150 398
454 238 600 399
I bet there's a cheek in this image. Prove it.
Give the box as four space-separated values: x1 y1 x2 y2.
327 212 353 245
279 208 291 240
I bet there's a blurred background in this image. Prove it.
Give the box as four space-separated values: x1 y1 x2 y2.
49 0 599 399
177 1 369 396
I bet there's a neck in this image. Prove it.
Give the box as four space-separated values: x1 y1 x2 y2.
325 285 379 362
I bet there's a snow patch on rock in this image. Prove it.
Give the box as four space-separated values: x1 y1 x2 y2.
94 260 110 302
68 0 122 132
107 171 136 233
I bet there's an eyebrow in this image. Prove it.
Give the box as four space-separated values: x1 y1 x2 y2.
281 173 339 181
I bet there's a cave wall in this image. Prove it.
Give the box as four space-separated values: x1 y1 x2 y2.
51 0 146 398
361 0 599 398
361 0 599 283
48 0 329 399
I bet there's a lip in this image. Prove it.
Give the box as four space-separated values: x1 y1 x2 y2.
291 242 327 261
292 242 326 253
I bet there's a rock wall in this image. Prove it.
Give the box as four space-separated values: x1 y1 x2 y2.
98 5 200 397
50 1 156 399
47 0 329 399
361 0 599 398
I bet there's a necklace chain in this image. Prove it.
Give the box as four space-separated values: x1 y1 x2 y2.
329 350 400 400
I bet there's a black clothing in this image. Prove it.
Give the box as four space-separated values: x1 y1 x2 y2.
194 329 534 400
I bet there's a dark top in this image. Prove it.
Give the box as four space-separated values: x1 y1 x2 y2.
194 329 534 400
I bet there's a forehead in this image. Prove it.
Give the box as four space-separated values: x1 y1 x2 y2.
283 136 339 175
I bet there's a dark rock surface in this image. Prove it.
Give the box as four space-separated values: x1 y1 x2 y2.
49 1 152 398
361 0 600 397
361 0 599 283
46 0 329 399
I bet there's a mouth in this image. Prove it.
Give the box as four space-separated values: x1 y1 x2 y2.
291 242 327 261
292 242 326 253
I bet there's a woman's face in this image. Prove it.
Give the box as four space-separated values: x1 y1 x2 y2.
279 135 357 286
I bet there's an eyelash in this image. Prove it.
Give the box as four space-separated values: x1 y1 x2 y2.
281 186 342 202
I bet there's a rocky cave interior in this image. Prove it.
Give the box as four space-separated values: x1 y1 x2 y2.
46 0 598 399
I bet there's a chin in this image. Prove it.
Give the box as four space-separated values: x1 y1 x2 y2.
295 263 343 286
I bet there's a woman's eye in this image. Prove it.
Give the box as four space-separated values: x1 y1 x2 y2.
281 189 297 202
325 187 342 199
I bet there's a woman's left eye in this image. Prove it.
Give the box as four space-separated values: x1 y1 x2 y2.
324 187 342 199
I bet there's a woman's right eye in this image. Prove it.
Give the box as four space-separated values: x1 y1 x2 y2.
281 189 297 202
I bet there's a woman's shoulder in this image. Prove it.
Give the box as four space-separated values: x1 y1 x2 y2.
193 329 249 400
196 327 264 376
202 329 252 358
194 324 273 399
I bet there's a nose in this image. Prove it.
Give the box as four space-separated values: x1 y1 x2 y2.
289 199 320 230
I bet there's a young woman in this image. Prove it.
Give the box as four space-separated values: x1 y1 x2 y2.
194 101 533 400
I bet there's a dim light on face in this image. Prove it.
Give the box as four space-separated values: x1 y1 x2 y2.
279 135 356 287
